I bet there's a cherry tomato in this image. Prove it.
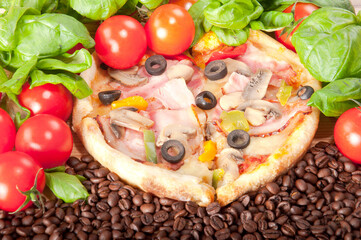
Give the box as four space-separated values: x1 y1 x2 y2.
0 108 16 154
145 4 195 56
18 83 73 121
15 114 73 169
334 107 361 164
0 151 45 212
275 3 319 52
169 0 197 10
95 15 147 69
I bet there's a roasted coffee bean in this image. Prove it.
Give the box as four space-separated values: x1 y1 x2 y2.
154 210 169 223
206 202 221 215
281 223 296 236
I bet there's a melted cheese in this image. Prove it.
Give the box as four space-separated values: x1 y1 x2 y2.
176 156 213 185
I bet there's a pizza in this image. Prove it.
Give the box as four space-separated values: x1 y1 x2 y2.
72 30 320 206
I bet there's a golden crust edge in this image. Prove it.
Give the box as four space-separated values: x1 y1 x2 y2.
72 56 215 207
216 30 321 206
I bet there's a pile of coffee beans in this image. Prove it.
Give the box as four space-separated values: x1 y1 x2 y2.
1 141 361 239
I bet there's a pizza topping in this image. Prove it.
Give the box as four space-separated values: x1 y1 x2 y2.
223 58 251 77
297 85 314 100
153 78 195 110
222 72 250 95
243 69 272 100
237 100 281 118
110 108 154 132
156 124 197 147
227 129 250 149
244 107 267 127
198 140 217 163
195 91 217 110
212 168 225 188
166 64 195 83
108 66 147 87
161 139 185 164
220 110 249 133
204 60 228 81
111 96 148 111
144 130 157 164
219 92 244 111
276 80 293 106
145 55 167 76
216 148 243 186
98 90 121 105
110 123 124 139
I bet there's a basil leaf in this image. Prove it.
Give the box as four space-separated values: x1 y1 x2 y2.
69 0 126 20
204 0 263 30
250 11 293 31
6 92 31 128
117 0 139 15
30 69 92 99
0 55 37 94
259 0 355 13
139 0 163 10
76 175 87 182
188 0 212 47
37 48 92 73
212 26 249 46
0 6 39 51
0 0 59 12
292 7 361 82
3 13 94 69
45 172 89 203
308 78 361 117
0 65 8 84
45 166 66 172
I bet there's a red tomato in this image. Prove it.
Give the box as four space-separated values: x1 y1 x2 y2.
0 108 16 154
19 83 73 121
15 114 73 169
145 4 195 56
0 151 45 212
334 107 361 164
95 15 147 69
169 0 197 10
275 3 319 51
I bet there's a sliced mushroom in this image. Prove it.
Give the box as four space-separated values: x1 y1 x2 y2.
215 148 243 186
244 107 267 126
110 123 125 138
219 92 244 111
242 69 272 100
238 100 281 118
156 124 197 147
110 108 154 132
166 64 194 82
223 58 252 77
108 66 147 87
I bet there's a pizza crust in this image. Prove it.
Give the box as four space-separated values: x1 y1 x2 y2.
215 30 320 206
73 56 215 207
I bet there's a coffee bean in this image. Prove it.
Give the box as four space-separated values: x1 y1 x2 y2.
185 201 198 215
295 179 308 192
266 182 280 195
215 228 230 240
206 202 221 215
154 210 169 223
281 223 296 236
243 220 257 233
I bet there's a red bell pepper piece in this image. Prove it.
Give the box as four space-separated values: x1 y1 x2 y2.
207 44 247 64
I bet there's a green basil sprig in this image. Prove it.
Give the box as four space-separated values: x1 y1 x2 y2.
45 171 89 203
308 78 361 117
68 0 127 20
292 8 361 83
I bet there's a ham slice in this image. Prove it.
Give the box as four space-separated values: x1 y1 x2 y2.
222 72 250 95
152 78 195 110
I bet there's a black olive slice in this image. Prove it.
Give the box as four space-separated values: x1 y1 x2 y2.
204 60 228 80
161 139 185 164
145 55 167 76
297 86 314 100
227 129 250 149
98 90 121 105
195 91 217 110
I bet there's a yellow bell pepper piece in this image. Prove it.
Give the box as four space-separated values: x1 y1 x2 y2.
199 140 217 162
111 96 148 110
220 110 249 133
276 80 293 106
212 168 225 188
